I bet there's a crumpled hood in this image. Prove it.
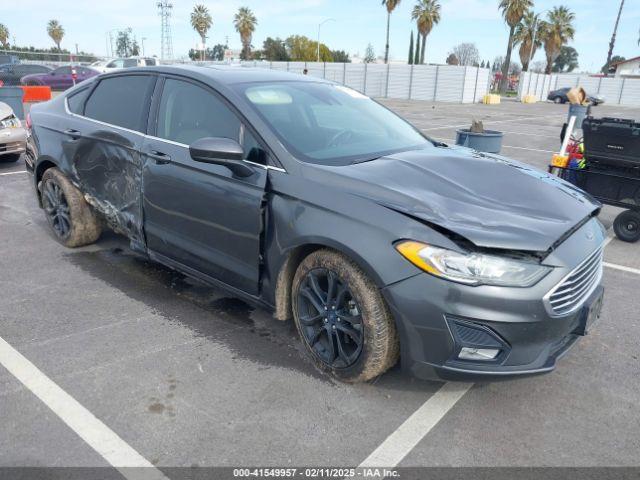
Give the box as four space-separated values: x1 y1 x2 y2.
323 147 600 252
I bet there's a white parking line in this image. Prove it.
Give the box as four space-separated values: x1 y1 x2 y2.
604 262 640 275
0 170 27 176
421 114 557 132
429 136 554 155
0 336 168 480
358 382 473 467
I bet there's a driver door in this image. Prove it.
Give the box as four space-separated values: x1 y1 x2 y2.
142 77 268 295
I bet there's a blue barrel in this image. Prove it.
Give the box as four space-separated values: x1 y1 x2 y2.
567 104 589 130
455 129 504 154
0 86 24 119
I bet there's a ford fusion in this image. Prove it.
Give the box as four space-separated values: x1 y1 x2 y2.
27 66 605 382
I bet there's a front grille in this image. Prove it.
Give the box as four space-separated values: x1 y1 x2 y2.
0 142 22 152
545 246 603 316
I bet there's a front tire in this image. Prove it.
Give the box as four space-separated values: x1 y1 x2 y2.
553 96 563 104
292 249 399 383
613 210 640 243
41 167 102 247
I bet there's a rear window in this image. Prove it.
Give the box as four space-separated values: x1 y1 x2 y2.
84 75 155 132
67 87 92 114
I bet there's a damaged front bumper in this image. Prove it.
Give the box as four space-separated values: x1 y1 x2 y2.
381 218 606 382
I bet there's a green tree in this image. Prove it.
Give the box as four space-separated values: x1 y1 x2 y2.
408 31 414 64
514 11 542 71
414 31 420 64
411 0 441 64
234 6 257 60
601 55 625 74
262 37 289 61
116 28 135 57
363 43 376 63
552 46 578 72
498 0 533 92
285 35 332 61
47 19 65 52
382 0 401 64
0 24 9 49
331 50 351 62
446 53 459 65
191 4 213 61
540 6 575 74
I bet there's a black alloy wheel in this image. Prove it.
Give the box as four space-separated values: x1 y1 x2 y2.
42 179 72 239
296 268 364 368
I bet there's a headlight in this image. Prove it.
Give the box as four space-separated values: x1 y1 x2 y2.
395 241 551 287
0 115 21 129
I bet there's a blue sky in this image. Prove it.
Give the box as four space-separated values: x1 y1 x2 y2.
2 0 639 72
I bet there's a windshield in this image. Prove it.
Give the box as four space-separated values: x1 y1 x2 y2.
235 82 432 165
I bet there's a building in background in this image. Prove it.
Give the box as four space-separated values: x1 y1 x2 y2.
612 56 640 77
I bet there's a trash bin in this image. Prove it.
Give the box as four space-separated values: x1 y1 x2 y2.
0 86 24 119
455 129 504 154
567 104 589 130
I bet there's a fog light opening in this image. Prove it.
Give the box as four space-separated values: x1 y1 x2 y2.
458 347 500 361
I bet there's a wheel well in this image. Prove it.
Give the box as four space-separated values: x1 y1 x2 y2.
34 160 57 205
273 244 324 321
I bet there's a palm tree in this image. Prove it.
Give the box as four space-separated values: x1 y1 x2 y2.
0 24 9 49
47 20 65 52
605 0 625 74
191 4 213 61
382 0 401 64
411 0 441 64
498 0 533 92
234 7 257 60
540 6 575 74
514 11 542 71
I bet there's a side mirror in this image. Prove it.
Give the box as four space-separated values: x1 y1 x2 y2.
189 137 253 177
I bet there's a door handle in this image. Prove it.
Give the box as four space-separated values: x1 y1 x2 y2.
148 150 172 165
64 128 81 138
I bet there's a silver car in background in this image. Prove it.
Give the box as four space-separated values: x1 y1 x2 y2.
0 102 27 162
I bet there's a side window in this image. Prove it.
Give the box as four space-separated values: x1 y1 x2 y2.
156 78 241 146
242 128 267 165
67 87 91 114
84 75 155 131
123 59 137 68
55 66 72 75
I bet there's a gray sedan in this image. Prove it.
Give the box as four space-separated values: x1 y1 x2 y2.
27 66 605 382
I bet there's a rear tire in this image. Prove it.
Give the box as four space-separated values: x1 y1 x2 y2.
41 167 102 247
553 97 563 104
292 249 399 383
613 210 640 243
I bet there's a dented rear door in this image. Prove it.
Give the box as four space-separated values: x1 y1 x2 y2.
70 74 156 250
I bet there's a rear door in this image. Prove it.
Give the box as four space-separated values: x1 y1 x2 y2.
142 76 268 294
68 74 156 249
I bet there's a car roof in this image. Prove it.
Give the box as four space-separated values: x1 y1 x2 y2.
107 64 329 86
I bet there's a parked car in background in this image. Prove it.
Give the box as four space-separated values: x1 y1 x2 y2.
0 63 52 87
93 57 158 73
548 87 605 106
28 66 606 383
0 54 19 65
21 66 100 90
0 101 27 162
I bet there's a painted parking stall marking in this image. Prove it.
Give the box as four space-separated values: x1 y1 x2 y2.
358 382 473 467
0 336 169 480
0 170 27 176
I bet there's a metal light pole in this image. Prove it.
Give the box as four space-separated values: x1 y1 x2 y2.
141 37 147 57
317 18 335 62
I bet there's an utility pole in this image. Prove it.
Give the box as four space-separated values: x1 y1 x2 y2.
316 18 335 62
141 37 147 56
605 0 625 75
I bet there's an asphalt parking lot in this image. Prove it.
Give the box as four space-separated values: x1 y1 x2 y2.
1 98 639 478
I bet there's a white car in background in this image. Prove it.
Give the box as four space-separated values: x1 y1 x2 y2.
0 102 27 163
92 57 158 73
